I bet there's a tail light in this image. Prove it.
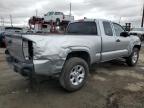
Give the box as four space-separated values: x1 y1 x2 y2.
22 39 33 60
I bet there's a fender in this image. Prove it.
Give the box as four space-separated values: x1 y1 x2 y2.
63 46 92 63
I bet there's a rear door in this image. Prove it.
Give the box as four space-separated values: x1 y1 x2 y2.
100 21 117 61
113 23 130 57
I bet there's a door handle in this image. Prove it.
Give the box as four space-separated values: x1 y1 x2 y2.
116 39 120 42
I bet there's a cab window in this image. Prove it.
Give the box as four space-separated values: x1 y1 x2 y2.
113 23 125 36
103 21 113 36
48 12 54 15
66 22 98 35
55 12 61 15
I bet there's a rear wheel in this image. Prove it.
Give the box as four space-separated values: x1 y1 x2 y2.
126 48 139 66
59 57 89 92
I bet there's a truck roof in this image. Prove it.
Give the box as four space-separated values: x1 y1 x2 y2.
70 18 113 23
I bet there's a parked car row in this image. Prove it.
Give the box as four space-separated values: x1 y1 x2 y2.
0 32 5 48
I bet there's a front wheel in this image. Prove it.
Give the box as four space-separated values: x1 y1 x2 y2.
126 48 139 66
59 57 89 92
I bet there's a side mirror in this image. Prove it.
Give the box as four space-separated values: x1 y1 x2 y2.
120 32 129 37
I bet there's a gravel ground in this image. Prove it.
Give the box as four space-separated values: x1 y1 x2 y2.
0 48 144 108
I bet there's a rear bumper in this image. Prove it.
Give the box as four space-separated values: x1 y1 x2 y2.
5 52 34 76
13 62 34 76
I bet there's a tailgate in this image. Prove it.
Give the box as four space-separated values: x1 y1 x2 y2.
5 34 25 62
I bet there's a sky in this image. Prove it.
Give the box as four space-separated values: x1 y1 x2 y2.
0 0 143 27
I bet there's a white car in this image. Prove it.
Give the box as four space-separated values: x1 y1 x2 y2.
44 11 74 25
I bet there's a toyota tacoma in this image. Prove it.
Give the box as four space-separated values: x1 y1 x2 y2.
5 19 141 92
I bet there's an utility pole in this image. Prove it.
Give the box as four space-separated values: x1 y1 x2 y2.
36 10 38 17
70 2 71 16
141 4 144 27
10 15 13 27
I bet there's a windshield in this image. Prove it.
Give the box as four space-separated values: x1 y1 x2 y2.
132 28 144 31
48 12 54 15
66 22 97 35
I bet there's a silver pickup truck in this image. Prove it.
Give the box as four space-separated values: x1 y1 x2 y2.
5 19 141 92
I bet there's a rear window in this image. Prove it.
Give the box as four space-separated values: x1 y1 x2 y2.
66 22 97 35
55 12 63 15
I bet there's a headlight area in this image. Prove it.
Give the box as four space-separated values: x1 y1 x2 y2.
22 39 33 60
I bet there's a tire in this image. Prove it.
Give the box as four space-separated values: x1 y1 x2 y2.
56 19 60 26
59 57 89 92
126 48 139 66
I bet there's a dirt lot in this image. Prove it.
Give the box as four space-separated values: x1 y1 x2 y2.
0 48 144 108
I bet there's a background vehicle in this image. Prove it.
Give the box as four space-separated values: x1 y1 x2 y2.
44 11 74 25
5 27 23 33
0 32 5 48
5 19 141 92
0 27 24 48
130 28 144 41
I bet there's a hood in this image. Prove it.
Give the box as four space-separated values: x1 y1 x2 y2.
130 31 144 35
